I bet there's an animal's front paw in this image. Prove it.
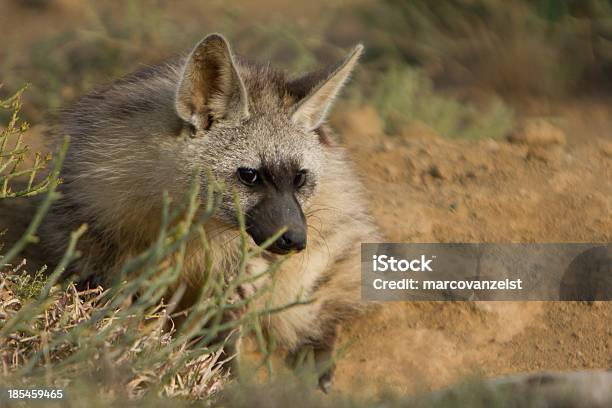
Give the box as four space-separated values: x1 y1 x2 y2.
285 346 337 393
318 364 336 393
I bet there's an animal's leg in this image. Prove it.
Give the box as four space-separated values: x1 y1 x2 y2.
286 324 338 393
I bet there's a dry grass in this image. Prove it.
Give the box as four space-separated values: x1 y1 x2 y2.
0 277 228 402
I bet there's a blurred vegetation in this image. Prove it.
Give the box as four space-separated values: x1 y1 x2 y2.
359 66 514 138
3 0 612 139
353 0 612 96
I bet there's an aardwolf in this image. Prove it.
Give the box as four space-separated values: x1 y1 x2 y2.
41 34 379 391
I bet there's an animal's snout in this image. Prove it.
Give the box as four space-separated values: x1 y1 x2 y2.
246 192 308 255
275 228 307 252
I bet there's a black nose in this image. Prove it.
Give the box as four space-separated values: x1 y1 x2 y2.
275 229 307 252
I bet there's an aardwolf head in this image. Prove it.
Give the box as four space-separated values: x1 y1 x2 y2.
175 34 362 254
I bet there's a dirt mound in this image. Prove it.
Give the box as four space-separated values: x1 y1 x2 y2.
330 104 612 396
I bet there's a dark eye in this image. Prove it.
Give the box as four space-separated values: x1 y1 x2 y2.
294 170 307 189
237 168 259 186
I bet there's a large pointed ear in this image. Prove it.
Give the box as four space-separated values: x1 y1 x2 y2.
175 34 249 130
288 44 363 131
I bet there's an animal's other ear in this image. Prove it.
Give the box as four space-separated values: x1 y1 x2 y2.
176 34 249 129
288 44 363 131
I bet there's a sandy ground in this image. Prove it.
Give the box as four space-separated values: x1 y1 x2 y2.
329 104 612 396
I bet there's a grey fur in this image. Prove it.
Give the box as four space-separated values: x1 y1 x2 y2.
41 34 380 390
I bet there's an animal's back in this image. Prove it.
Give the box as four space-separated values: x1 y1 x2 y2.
41 61 195 280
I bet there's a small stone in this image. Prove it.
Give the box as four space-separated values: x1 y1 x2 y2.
484 139 500 151
428 164 449 180
508 119 567 146
527 145 564 164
